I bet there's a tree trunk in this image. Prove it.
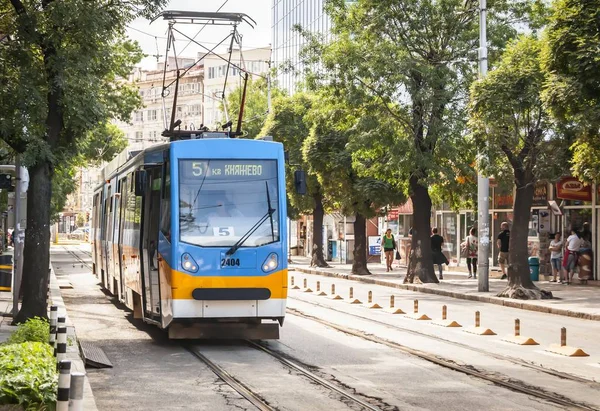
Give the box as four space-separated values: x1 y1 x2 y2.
310 191 329 267
352 212 371 275
497 175 552 300
14 161 53 322
405 176 438 283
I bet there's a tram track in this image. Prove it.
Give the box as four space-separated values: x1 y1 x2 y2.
185 341 383 411
290 294 599 387
61 245 93 271
185 345 275 411
286 307 599 411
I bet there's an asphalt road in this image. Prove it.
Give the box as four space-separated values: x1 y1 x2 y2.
52 245 597 410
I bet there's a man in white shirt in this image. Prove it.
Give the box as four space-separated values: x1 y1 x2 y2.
563 226 582 284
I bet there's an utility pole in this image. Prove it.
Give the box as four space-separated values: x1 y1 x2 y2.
266 57 272 113
12 156 22 317
477 0 490 292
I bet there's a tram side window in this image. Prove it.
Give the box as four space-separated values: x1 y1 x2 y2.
160 163 171 242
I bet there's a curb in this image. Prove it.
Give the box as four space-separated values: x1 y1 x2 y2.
49 267 98 411
290 266 600 322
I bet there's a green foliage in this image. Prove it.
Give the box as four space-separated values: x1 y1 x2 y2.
260 93 326 217
5 318 49 345
542 0 600 181
0 342 56 410
224 77 285 139
303 94 406 216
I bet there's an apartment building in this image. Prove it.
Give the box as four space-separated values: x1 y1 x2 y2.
201 47 272 130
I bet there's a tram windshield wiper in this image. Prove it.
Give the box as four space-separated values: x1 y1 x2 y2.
226 182 276 256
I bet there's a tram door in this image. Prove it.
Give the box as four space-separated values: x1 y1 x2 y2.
141 167 162 322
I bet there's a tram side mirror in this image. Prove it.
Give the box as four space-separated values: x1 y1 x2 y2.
134 170 147 196
294 170 307 195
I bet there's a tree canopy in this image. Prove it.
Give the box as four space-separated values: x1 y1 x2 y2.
542 0 600 182
0 0 166 322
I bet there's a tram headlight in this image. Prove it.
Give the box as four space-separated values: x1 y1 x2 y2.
262 253 278 273
181 253 198 273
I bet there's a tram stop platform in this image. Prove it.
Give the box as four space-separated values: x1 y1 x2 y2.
289 256 600 321
0 255 97 410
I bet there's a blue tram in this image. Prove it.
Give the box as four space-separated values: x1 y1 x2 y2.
91 136 290 339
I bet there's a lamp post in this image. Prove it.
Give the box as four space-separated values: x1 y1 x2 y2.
477 0 490 292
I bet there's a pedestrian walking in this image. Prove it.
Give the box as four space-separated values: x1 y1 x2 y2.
431 228 448 280
549 232 562 282
497 222 510 279
562 226 582 285
462 227 478 279
382 229 396 272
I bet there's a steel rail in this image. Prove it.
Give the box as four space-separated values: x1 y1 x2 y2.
246 340 381 411
289 295 599 387
62 246 93 271
185 346 275 411
287 308 598 411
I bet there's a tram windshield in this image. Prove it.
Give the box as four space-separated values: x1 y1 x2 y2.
178 159 280 247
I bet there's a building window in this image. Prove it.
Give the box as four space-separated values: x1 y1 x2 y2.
135 131 143 142
208 67 215 79
135 111 143 122
148 110 157 121
189 105 201 116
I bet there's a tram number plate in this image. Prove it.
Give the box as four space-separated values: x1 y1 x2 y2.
213 227 234 236
221 258 241 267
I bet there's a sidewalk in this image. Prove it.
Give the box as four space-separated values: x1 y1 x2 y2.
289 256 600 321
0 262 97 410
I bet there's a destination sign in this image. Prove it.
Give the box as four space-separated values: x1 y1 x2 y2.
179 159 276 180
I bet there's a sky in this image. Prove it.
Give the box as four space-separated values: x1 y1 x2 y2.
126 0 272 70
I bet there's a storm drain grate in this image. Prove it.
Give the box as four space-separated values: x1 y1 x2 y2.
79 340 113 368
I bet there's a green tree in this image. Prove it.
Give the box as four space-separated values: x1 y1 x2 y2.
303 95 406 275
542 0 600 182
224 77 285 139
1 0 165 322
309 0 517 282
470 36 555 299
260 93 332 267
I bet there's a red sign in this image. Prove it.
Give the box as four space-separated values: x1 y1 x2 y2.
556 177 592 201
397 199 413 215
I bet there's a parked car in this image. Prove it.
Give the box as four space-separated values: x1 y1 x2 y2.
67 228 86 240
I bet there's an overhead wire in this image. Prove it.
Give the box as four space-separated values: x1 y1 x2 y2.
179 0 231 55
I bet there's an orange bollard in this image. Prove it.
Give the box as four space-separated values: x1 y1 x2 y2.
368 291 373 304
442 305 447 321
561 327 567 347
475 311 480 327
389 295 395 308
515 319 520 337
414 300 419 314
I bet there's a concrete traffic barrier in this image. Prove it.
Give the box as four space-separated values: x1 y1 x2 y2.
406 299 431 320
346 287 361 304
313 281 327 296
55 316 66 356
328 284 343 300
68 372 85 411
302 278 313 293
364 291 382 309
384 295 406 314
432 305 461 327
545 327 589 357
464 311 496 335
49 306 58 346
56 326 68 365
502 319 538 345
57 360 71 411
290 276 300 290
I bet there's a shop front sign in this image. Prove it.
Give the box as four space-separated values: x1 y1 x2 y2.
532 183 548 206
556 177 591 201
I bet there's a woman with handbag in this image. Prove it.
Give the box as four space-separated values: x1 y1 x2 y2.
382 228 396 272
461 227 478 279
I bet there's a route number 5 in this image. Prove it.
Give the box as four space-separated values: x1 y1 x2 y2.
213 227 234 236
192 162 203 176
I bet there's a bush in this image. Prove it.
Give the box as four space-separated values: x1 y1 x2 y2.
6 318 49 345
0 342 57 410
